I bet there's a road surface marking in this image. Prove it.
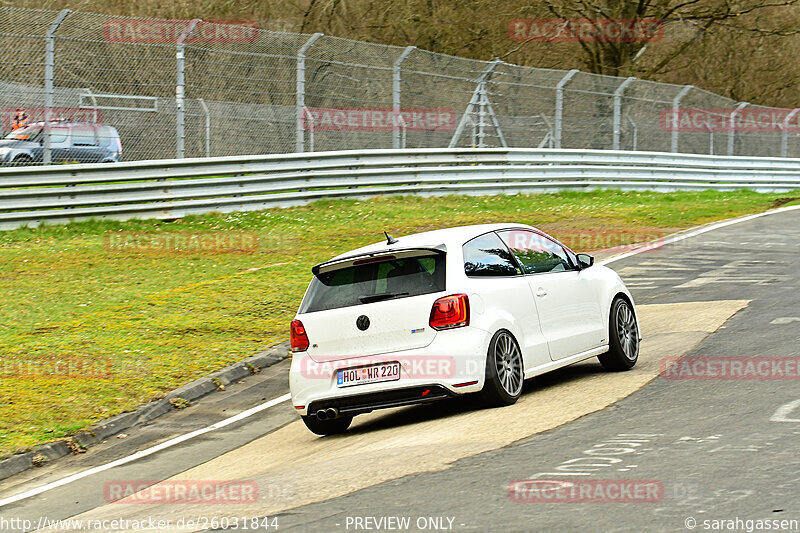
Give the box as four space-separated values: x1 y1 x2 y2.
599 204 800 266
0 393 291 508
770 399 800 423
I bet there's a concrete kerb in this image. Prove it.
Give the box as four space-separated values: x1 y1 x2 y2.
0 341 290 481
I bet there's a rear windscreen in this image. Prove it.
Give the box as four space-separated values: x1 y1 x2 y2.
299 253 446 313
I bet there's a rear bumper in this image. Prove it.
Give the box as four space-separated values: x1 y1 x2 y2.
290 326 490 416
307 384 456 417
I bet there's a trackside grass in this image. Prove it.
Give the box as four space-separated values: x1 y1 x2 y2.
0 190 797 457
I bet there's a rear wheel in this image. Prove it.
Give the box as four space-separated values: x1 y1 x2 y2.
480 330 524 406
12 155 33 166
598 297 639 371
301 414 353 436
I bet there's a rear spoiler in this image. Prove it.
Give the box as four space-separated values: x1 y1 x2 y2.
312 245 446 276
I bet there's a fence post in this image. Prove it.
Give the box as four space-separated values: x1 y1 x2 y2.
296 33 323 153
43 9 71 165
176 19 201 159
727 102 748 156
393 46 416 149
449 58 501 148
612 77 635 150
625 114 638 151
554 69 579 149
198 98 210 157
302 107 315 152
781 108 800 157
670 85 692 153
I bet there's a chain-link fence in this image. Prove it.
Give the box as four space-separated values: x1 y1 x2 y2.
2 6 800 165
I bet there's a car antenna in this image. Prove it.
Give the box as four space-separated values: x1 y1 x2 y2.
384 231 398 245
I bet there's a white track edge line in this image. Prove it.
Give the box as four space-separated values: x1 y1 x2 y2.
0 393 291 507
599 204 800 266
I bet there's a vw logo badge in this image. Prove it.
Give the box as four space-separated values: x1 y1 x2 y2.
356 315 370 331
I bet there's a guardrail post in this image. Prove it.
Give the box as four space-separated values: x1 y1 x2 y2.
727 102 748 156
554 69 579 149
43 9 71 165
670 85 692 153
393 46 416 150
296 33 323 153
612 77 635 150
781 108 800 157
176 19 201 159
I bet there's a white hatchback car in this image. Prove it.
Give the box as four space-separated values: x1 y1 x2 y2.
289 223 640 435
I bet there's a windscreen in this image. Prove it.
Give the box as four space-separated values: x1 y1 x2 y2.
300 253 445 313
5 126 42 141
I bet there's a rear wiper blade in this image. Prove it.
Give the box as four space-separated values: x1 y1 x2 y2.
359 292 409 303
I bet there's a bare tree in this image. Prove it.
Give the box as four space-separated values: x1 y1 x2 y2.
520 0 799 78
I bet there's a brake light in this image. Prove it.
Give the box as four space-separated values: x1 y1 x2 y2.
290 319 310 352
429 294 469 330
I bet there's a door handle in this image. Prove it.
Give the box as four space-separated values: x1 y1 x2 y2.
535 287 547 297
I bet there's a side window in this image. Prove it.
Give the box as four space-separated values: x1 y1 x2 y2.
49 128 68 144
98 127 118 148
498 230 572 274
71 129 97 146
462 232 521 277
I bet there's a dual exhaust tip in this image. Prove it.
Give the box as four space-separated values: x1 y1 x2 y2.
316 407 339 421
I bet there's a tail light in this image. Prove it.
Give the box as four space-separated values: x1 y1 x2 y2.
429 294 469 330
290 319 310 352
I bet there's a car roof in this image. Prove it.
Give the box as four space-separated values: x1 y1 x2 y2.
326 223 538 262
25 121 111 129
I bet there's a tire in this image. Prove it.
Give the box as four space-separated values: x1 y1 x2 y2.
480 330 524 407
598 297 639 371
301 414 353 436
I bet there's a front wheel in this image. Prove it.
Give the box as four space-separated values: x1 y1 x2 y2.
598 297 639 371
301 414 353 436
480 330 524 406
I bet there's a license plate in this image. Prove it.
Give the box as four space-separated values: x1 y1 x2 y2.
337 362 401 388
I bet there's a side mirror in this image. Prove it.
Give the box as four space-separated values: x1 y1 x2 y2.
576 253 594 269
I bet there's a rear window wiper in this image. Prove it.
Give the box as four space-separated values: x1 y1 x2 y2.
359 292 409 303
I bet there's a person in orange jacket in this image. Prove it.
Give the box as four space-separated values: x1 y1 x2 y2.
11 108 29 130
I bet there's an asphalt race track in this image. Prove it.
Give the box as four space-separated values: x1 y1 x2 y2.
1 207 799 533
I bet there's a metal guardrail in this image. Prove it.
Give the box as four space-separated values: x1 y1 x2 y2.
1 148 800 230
